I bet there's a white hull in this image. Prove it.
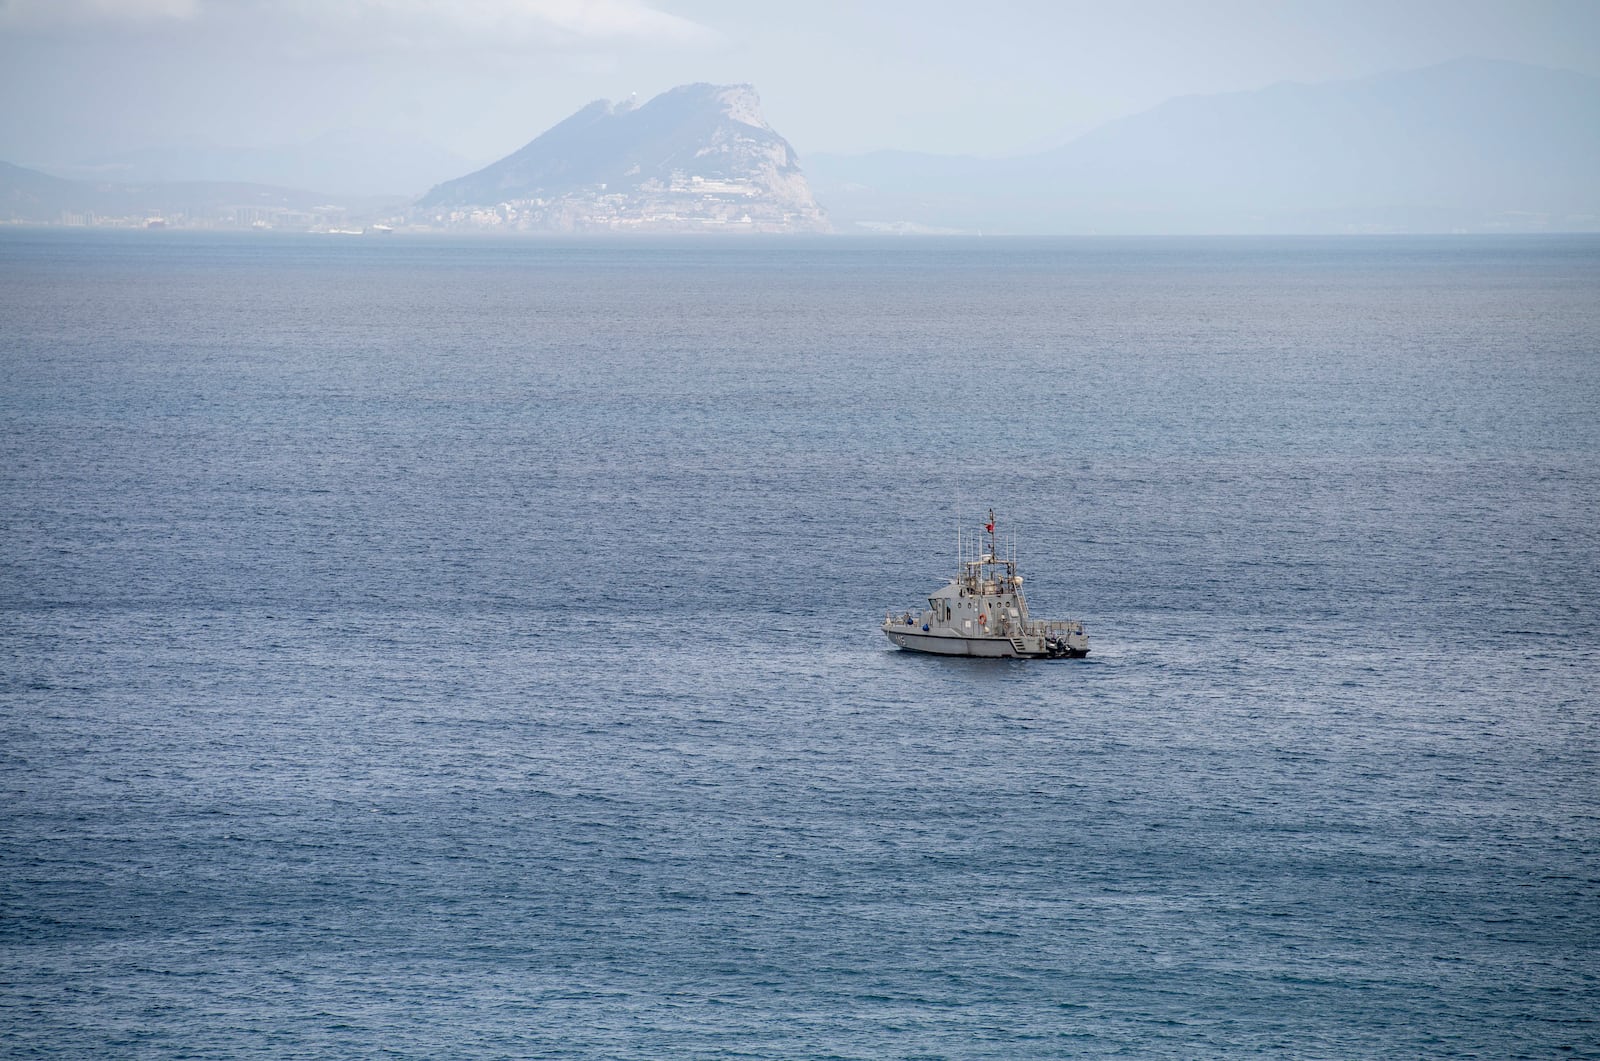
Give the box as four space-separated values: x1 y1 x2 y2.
882 627 1087 659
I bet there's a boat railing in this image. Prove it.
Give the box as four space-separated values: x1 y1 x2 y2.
1025 620 1083 637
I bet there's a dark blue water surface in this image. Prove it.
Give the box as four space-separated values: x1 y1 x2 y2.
2 231 1598 1058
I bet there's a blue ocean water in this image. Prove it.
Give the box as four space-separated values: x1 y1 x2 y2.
2 230 1597 1058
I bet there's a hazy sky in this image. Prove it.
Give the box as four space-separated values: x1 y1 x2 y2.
2 0 1598 168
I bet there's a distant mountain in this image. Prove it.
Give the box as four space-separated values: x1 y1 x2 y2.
0 160 80 219
14 60 1595 235
808 58 1600 233
51 131 476 200
0 160 388 227
415 83 829 233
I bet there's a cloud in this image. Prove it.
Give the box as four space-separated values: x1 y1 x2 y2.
257 2 722 60
1 0 717 49
0 0 199 26
321 0 717 47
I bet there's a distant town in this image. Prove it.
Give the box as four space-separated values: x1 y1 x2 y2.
2 171 829 235
422 174 827 234
8 208 382 234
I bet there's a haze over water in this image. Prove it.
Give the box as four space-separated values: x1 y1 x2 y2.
2 231 1598 1057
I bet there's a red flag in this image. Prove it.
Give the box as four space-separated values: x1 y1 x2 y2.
985 521 994 534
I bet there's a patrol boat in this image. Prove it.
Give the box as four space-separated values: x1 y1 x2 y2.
882 511 1089 658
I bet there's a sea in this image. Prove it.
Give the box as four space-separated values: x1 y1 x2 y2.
2 230 1597 1059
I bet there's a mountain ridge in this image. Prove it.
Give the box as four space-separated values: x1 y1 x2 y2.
807 57 1600 233
0 159 395 227
414 83 830 233
6 59 1598 234
48 131 475 200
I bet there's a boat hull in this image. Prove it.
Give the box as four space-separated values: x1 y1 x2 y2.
882 627 1087 659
